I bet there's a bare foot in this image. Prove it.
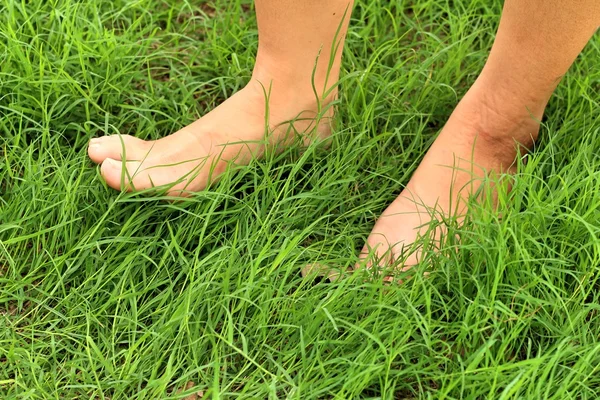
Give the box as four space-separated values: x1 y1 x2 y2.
88 74 333 196
359 75 545 275
176 381 204 400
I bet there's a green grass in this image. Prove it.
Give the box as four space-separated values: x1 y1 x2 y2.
1 0 600 398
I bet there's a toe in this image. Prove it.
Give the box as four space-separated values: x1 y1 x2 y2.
356 241 393 275
88 135 150 164
301 263 345 282
356 229 420 278
100 158 144 192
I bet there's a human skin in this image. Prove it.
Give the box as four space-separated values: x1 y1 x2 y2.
88 1 600 276
88 0 353 195
359 0 600 272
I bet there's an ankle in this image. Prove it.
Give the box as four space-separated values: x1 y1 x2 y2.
474 64 554 129
251 52 341 107
458 72 547 148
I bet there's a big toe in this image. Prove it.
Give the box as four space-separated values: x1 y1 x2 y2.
88 135 149 164
356 228 422 279
100 158 144 192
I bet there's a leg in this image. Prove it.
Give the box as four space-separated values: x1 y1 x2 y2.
361 1 600 271
88 1 353 195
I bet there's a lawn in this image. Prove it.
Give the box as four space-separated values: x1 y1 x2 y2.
1 0 600 398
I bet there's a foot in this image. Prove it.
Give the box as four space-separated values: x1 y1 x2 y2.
88 74 333 196
359 75 546 275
